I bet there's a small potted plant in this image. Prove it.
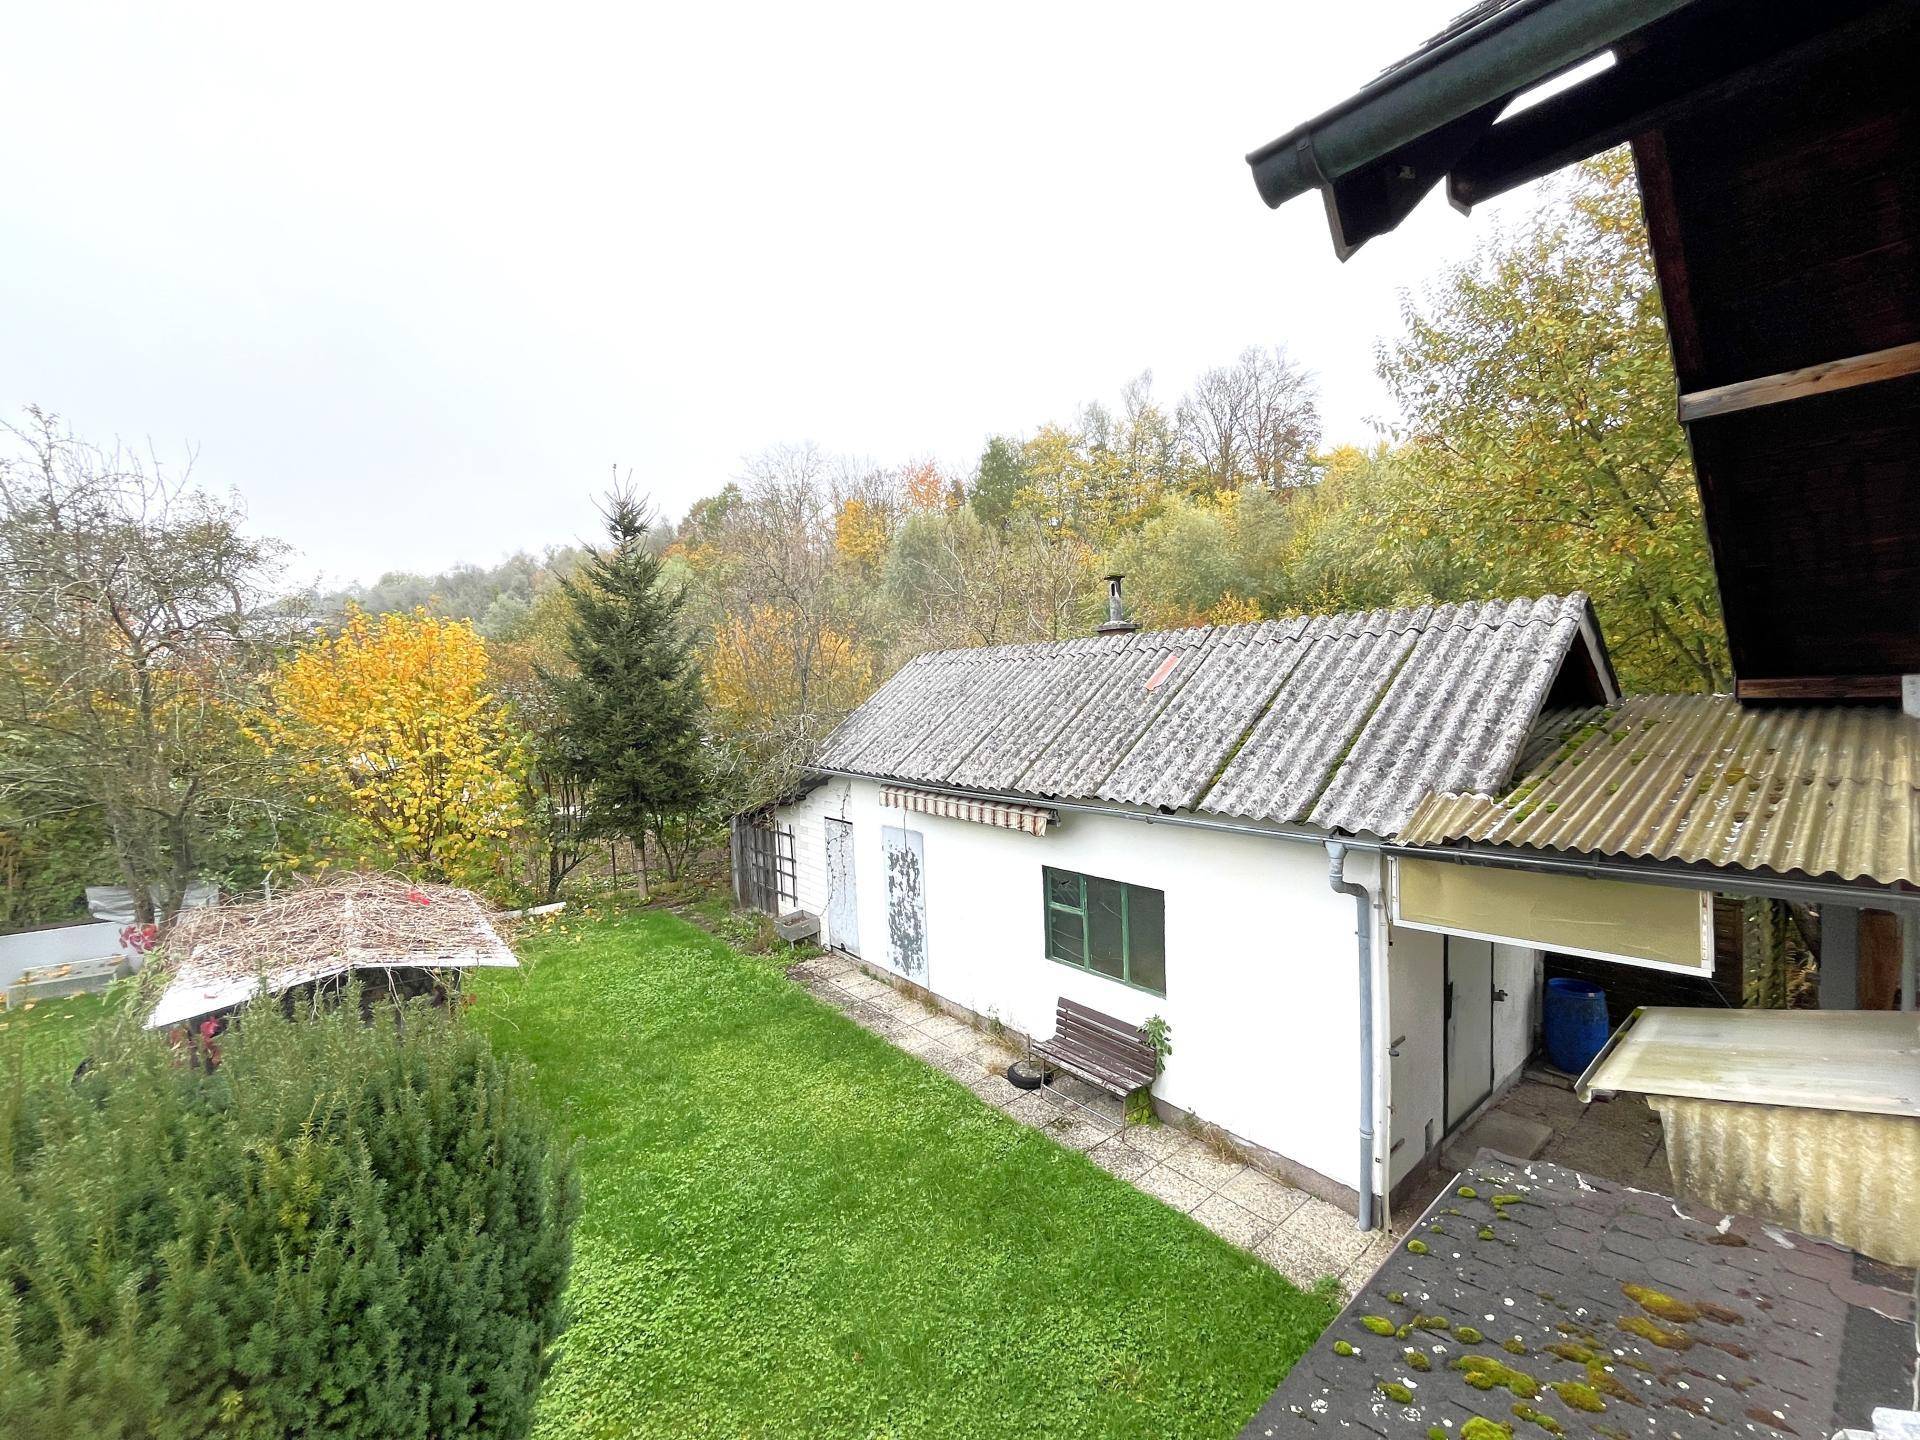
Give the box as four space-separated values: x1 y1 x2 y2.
1128 1015 1173 1123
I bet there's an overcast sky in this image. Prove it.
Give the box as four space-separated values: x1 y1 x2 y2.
0 2 1554 587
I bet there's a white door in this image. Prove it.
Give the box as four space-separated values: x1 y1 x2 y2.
825 819 859 957
880 825 927 980
1445 937 1495 1130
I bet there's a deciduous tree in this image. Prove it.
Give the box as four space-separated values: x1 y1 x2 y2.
262 607 526 880
0 408 293 926
1377 150 1726 691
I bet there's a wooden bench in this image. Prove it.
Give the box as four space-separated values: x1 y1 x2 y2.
1034 997 1158 1123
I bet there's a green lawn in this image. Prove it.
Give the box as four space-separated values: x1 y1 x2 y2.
0 988 113 1085
475 906 1334 1439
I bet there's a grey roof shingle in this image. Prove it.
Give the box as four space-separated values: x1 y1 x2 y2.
1238 1155 1918 1440
812 593 1607 837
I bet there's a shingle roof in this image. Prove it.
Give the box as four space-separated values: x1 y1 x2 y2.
1240 1155 1918 1440
814 594 1608 837
1399 695 1920 888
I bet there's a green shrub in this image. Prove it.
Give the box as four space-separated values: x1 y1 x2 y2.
0 993 579 1439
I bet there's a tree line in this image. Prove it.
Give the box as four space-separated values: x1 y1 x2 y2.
0 152 1727 929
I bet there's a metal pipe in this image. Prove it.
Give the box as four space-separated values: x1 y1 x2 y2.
1903 913 1917 1012
1327 841 1378 1232
809 768 1915 914
806 768 1342 849
1381 839 1920 915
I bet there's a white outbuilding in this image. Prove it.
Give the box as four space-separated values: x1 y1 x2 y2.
741 587 1920 1231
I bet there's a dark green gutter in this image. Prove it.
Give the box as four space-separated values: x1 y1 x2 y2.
1245 0 1695 211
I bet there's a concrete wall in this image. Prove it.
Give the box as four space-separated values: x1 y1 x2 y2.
778 777 1370 1194
1 920 134 996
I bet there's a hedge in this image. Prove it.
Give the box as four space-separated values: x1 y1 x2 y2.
0 992 578 1439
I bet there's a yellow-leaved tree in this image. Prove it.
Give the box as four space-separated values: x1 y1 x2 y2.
704 603 875 798
262 607 527 880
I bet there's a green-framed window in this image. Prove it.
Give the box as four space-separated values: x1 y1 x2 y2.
1042 866 1166 996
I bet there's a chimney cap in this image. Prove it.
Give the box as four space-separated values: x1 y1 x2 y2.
1098 573 1138 635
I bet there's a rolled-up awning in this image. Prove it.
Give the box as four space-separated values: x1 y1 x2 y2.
879 785 1054 837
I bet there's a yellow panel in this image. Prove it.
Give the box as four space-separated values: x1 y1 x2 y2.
1394 859 1711 973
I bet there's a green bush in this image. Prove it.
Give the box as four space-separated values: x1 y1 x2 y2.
0 993 579 1439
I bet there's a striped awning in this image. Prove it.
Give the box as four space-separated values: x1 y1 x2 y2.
880 785 1053 837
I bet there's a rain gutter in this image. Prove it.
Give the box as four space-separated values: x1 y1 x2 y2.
1326 842 1379 1232
806 768 1342 849
809 769 1917 912
1244 0 1692 209
1379 839 1920 915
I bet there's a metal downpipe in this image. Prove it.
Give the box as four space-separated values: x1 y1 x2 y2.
1327 841 1377 1232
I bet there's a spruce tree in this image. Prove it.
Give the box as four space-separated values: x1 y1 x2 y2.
550 487 710 879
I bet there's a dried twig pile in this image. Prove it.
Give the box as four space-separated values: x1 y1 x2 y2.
146 872 517 1029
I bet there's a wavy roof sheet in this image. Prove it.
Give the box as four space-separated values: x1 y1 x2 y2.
813 593 1605 836
1399 694 1920 887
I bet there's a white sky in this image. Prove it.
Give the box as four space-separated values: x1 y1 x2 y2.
0 2 1553 587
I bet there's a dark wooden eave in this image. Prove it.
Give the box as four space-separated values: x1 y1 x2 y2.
1247 0 1920 703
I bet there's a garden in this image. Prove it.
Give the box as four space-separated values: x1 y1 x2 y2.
1 899 1336 1439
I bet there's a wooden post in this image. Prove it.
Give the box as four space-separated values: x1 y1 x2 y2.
1858 909 1902 1010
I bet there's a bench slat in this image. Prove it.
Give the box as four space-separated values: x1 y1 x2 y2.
1034 1044 1135 1097
1037 1035 1151 1082
1037 995 1158 1098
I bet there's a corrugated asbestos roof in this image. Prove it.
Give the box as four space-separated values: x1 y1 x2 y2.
1400 694 1920 886
814 593 1604 837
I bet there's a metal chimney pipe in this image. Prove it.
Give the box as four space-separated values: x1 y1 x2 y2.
1097 574 1138 634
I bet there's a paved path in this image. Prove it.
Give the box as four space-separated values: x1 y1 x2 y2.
788 949 1397 1297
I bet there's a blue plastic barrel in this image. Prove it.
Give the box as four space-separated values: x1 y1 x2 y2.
1543 977 1610 1075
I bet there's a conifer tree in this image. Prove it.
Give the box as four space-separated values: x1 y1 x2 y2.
549 486 709 879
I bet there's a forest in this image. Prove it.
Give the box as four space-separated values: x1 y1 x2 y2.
0 154 1725 929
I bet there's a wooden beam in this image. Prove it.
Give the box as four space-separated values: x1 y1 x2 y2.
1679 341 1920 423
1734 674 1903 702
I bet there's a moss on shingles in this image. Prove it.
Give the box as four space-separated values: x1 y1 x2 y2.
1360 1316 1398 1336
1456 1326 1485 1344
1377 1380 1416 1404
1452 1357 1539 1399
1461 1418 1513 1440
1407 1239 1430 1255
1550 1382 1607 1413
1405 1349 1432 1372
1334 1340 1357 1357
1511 1402 1564 1434
1618 1314 1693 1351
1621 1283 1700 1325
1501 1338 1527 1356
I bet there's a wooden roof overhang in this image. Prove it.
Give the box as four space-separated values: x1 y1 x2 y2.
1246 0 1920 703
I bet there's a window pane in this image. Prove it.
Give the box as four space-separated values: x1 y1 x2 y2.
1126 885 1166 994
1086 877 1126 979
1047 905 1084 965
1047 868 1080 908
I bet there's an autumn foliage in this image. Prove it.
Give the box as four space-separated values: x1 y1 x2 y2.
261 607 526 879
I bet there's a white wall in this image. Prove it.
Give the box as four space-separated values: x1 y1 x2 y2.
779 778 1369 1193
0 920 133 994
